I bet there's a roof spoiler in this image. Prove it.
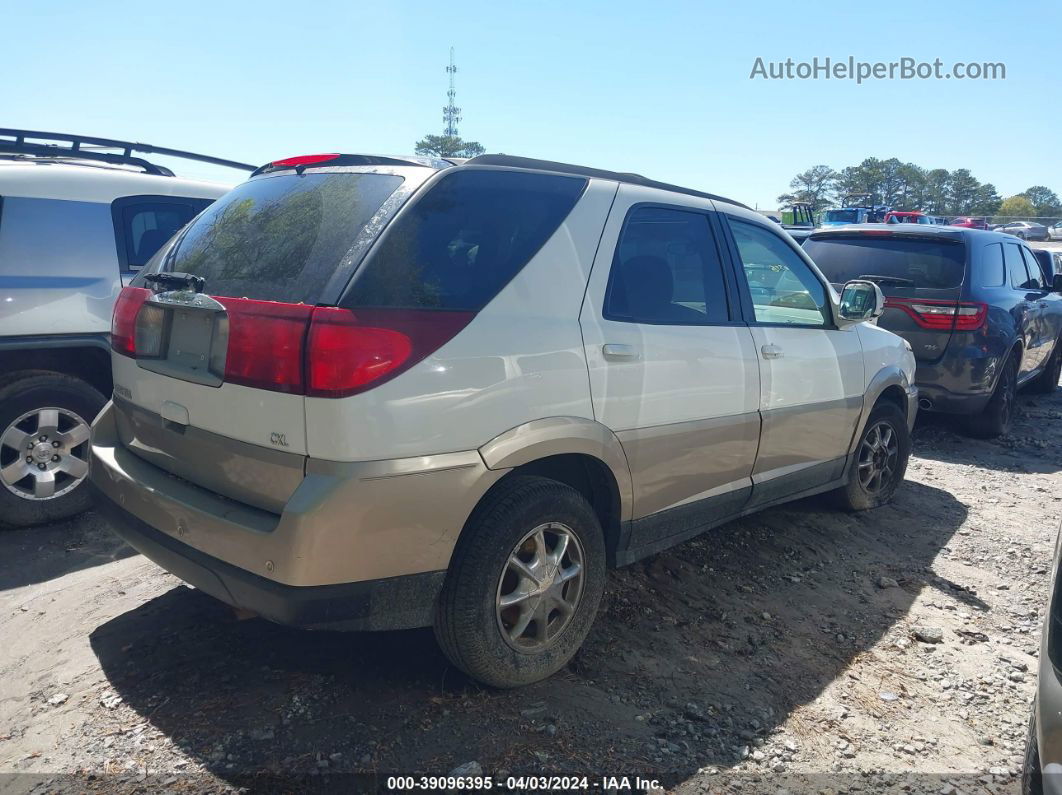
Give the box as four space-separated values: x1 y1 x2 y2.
0 128 256 177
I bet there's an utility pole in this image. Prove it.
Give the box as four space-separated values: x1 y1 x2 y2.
443 47 461 137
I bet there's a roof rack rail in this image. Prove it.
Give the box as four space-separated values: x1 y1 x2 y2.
464 154 750 210
0 129 256 177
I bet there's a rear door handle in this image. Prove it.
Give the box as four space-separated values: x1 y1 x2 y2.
760 344 783 360
602 343 639 361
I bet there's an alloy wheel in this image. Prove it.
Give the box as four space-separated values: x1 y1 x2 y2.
0 407 91 500
857 420 899 494
495 522 585 652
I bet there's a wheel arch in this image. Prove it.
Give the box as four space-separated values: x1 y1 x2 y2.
0 338 112 397
476 417 634 566
846 367 913 456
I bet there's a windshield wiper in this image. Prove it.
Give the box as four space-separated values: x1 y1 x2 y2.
857 274 915 287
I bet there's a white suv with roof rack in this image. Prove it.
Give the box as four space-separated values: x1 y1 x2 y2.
0 129 252 527
89 152 917 687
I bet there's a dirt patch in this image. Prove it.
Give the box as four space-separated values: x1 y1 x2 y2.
2 387 1060 793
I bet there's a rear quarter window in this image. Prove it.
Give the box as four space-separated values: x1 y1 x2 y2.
344 169 586 311
979 242 1005 287
802 236 966 289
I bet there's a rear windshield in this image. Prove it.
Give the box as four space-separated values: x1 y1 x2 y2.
161 172 404 303
345 169 586 310
825 210 858 223
803 236 966 289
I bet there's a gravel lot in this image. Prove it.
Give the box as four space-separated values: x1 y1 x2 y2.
1 381 1061 793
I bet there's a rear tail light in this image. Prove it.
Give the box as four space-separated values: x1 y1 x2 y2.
111 287 152 356
885 298 987 331
213 299 474 398
111 289 473 397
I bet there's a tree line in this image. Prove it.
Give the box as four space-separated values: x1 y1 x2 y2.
777 158 1061 219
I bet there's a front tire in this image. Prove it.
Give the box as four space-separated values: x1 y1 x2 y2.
434 476 606 688
966 354 1018 438
0 372 105 529
834 402 910 511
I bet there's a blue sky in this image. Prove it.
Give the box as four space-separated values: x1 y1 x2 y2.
6 0 1059 208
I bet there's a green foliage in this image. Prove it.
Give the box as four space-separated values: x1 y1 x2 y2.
1020 185 1061 218
414 134 486 158
998 195 1036 218
782 158 1021 217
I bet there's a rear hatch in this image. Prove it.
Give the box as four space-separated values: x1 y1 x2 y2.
110 164 421 511
803 230 974 364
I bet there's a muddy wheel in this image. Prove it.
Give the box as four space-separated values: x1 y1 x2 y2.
0 372 105 529
966 354 1018 438
834 402 910 511
434 476 605 688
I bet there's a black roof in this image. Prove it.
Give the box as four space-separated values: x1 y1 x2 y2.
465 154 749 209
808 223 994 242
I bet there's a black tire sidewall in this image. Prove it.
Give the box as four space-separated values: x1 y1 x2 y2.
841 402 910 511
436 476 606 688
0 374 105 528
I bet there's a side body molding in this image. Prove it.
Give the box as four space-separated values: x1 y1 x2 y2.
478 417 635 522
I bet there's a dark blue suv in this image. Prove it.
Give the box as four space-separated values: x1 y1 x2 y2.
803 225 1062 437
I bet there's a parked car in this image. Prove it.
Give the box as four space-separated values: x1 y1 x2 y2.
803 225 1062 437
1023 529 1062 795
1049 221 1062 241
883 211 931 225
1032 248 1062 286
88 153 917 688
999 221 1050 241
0 129 252 528
951 217 989 230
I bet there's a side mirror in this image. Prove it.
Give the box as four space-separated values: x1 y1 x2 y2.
838 280 885 324
1052 274 1062 293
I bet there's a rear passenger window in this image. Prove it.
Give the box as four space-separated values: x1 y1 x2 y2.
979 243 1005 287
729 218 829 327
604 206 729 324
347 170 586 310
1005 243 1035 290
1019 248 1045 289
112 196 212 270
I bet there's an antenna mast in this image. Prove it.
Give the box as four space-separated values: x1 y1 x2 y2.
443 47 461 137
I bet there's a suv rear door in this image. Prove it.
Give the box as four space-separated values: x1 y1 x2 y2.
1003 241 1046 376
579 185 759 542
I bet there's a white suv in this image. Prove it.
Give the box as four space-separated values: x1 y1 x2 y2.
89 153 917 687
0 129 249 527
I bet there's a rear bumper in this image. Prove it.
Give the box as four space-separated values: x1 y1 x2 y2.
91 483 444 630
914 383 992 415
89 400 506 627
913 344 1003 415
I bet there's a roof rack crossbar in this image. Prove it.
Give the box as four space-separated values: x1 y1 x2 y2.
0 128 256 176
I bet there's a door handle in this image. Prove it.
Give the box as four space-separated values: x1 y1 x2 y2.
602 343 640 361
1041 301 1050 309
760 344 783 360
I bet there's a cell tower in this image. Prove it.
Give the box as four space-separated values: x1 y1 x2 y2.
443 47 461 137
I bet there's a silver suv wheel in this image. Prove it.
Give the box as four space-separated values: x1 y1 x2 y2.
496 522 585 652
0 407 91 500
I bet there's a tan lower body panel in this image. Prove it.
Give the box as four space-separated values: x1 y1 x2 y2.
753 395 863 479
617 412 760 520
90 401 506 587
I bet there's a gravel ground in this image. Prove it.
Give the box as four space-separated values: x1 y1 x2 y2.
1 384 1061 794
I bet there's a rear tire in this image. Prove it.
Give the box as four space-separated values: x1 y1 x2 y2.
1024 702 1043 795
834 402 910 511
0 372 105 529
1029 339 1062 394
434 476 606 688
966 354 1018 438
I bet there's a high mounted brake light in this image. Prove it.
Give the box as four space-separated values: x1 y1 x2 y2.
270 153 341 168
884 297 987 331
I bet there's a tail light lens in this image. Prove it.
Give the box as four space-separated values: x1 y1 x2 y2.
111 287 152 356
306 308 472 398
212 300 474 398
885 298 987 331
214 298 314 393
